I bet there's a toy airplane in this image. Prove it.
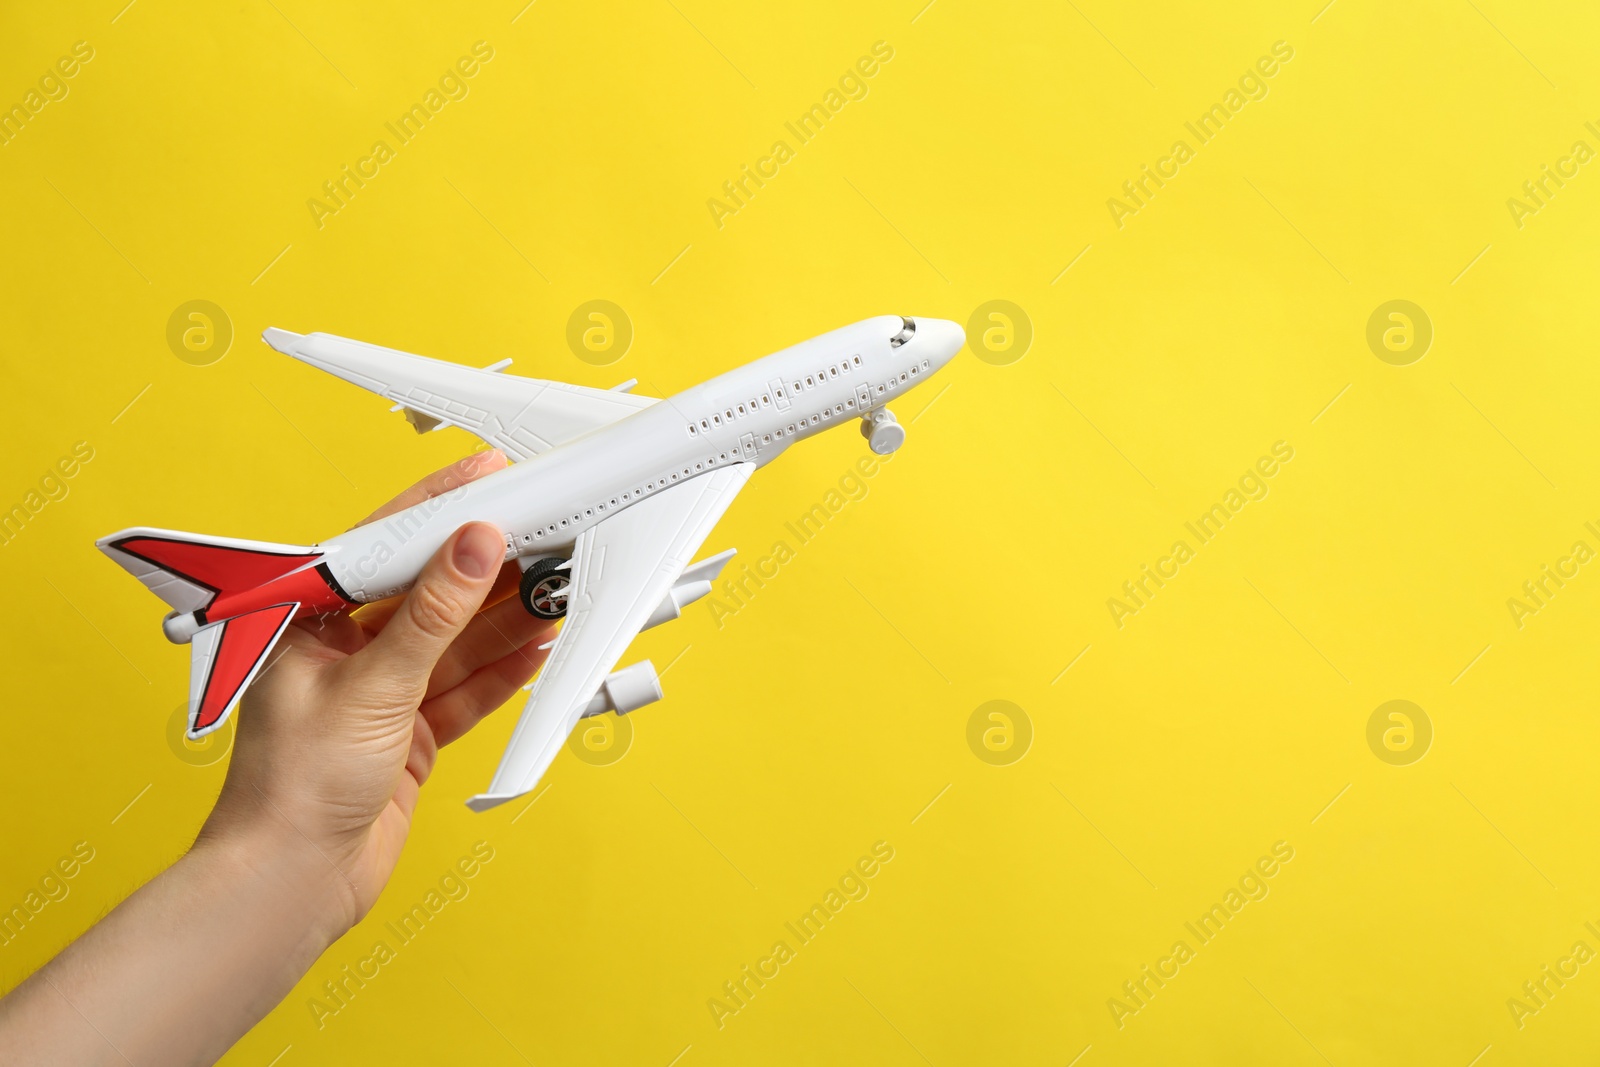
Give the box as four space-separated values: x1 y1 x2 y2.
97 315 964 810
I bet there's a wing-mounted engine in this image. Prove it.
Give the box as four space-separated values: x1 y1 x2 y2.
641 548 737 631
575 549 739 718
580 661 663 718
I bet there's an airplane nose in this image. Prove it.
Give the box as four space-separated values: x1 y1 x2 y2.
912 317 966 367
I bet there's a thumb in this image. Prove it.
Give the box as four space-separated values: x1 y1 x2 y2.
354 522 505 689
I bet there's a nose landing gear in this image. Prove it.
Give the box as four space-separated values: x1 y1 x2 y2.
860 408 905 455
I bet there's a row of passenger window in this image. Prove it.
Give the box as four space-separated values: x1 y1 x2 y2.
518 438 773 544
687 355 867 437
770 357 931 445
511 355 934 546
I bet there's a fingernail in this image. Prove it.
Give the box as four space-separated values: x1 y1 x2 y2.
454 524 500 579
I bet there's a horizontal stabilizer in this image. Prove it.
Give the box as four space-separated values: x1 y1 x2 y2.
97 528 322 614
189 602 299 736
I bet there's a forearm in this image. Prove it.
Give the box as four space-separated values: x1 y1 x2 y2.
0 821 353 1066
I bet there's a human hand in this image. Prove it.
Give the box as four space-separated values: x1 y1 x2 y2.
198 450 553 933
0 451 560 1067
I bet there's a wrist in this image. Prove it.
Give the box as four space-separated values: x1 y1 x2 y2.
191 813 359 954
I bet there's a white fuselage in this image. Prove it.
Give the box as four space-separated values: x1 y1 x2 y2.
317 315 962 601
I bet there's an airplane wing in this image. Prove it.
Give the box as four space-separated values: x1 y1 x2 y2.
467 462 755 811
261 328 656 461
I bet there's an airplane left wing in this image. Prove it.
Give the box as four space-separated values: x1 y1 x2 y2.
262 328 656 461
467 462 755 811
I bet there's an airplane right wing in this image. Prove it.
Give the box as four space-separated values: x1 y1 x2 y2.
467 462 755 811
262 328 656 461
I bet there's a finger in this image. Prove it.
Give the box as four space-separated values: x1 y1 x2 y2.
423 594 554 700
342 522 505 694
354 557 523 640
354 450 507 528
288 611 369 657
420 637 551 748
406 710 441 788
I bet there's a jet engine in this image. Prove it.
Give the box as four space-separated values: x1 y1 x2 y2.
580 661 663 718
642 548 737 630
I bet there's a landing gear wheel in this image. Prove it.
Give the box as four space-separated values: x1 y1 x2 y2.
519 558 571 619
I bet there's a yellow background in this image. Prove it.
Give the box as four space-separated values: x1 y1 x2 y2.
4 0 1600 1063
